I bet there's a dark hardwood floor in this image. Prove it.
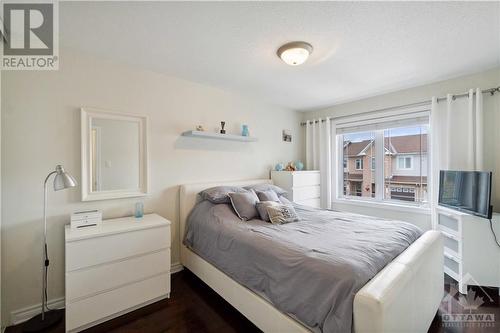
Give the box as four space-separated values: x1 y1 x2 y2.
6 270 499 333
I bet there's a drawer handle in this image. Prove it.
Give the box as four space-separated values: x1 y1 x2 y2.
444 252 459 262
441 231 459 241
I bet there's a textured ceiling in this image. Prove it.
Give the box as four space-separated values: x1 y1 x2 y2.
60 1 500 111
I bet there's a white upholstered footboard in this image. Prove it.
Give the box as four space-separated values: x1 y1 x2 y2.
179 179 443 333
353 230 443 333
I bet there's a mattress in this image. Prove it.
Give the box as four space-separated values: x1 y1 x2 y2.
183 200 422 333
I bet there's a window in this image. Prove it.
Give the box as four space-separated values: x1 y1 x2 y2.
342 132 375 198
397 156 412 170
337 118 429 206
355 159 363 170
384 125 428 203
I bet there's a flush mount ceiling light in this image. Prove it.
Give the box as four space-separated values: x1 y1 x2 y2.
277 41 313 66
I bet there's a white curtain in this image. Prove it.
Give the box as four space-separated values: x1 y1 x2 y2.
430 88 484 226
306 118 335 209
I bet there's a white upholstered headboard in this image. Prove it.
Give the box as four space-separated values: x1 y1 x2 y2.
179 178 272 263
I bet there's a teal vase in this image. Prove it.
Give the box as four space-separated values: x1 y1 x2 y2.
242 125 249 136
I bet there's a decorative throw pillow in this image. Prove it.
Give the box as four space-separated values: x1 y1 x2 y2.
199 186 247 204
244 184 287 197
256 190 280 202
256 201 280 222
266 204 300 225
228 189 260 221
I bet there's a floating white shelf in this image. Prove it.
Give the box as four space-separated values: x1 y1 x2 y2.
181 130 258 142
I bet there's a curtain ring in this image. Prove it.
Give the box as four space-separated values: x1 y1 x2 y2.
451 95 456 101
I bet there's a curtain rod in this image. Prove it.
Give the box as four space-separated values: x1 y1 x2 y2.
300 86 500 126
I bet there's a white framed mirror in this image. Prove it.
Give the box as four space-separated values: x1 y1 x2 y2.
81 108 149 201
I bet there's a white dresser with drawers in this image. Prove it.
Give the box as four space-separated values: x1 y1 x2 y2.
271 170 321 208
65 214 171 332
436 206 500 294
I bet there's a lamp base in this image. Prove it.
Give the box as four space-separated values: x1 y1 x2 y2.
23 309 63 332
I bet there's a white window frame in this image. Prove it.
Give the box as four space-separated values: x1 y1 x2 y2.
397 156 413 170
334 105 431 211
371 157 375 170
355 158 363 170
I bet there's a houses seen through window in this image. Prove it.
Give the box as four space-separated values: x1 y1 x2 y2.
384 125 428 203
342 132 375 198
339 123 428 205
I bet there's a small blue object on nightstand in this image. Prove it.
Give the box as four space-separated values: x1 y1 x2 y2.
275 163 284 171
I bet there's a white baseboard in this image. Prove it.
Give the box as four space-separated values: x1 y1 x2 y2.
10 297 65 326
171 262 184 274
9 263 184 327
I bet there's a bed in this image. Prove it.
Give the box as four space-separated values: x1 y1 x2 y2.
179 179 443 333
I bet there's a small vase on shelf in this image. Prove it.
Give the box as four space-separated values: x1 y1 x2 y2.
242 125 249 137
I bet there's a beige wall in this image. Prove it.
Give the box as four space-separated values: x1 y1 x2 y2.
303 67 500 230
1 48 303 325
303 68 500 119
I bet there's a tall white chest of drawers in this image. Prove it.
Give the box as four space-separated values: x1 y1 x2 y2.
271 170 321 208
436 206 500 294
65 214 171 332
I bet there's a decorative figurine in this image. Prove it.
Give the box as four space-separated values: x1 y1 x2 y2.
295 161 304 171
275 163 284 171
220 121 226 134
285 162 296 171
196 125 204 131
242 124 249 137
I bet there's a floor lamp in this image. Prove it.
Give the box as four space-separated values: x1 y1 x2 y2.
24 165 77 332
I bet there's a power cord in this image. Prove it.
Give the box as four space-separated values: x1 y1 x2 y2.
489 219 500 248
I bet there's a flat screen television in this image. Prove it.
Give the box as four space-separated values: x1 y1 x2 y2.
439 170 493 219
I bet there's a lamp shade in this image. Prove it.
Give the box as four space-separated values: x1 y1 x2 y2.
277 41 313 66
53 165 77 191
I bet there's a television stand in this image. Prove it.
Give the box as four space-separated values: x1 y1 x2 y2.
436 206 500 295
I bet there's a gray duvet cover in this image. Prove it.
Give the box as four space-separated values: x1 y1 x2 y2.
183 200 422 333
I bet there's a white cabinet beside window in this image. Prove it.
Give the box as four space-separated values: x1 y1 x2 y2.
436 206 500 294
65 214 171 332
271 170 320 208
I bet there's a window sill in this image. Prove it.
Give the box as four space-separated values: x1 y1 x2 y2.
332 197 431 215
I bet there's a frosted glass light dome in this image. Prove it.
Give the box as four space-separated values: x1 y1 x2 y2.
277 42 313 66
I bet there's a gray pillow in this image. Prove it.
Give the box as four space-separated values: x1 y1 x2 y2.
244 184 287 196
256 190 280 202
279 196 293 205
199 186 247 204
228 189 260 221
256 201 280 222
267 204 300 225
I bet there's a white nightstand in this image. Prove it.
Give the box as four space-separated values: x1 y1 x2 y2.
65 214 171 332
